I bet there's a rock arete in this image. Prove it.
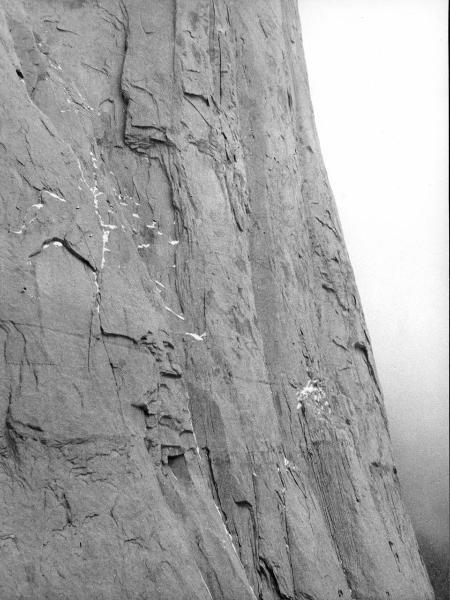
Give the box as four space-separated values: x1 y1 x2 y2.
0 1 434 599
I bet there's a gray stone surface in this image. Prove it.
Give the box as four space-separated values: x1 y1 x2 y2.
0 1 434 598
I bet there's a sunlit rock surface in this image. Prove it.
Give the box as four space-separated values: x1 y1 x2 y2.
0 1 434 598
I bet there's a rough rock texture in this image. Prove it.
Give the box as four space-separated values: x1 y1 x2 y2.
0 1 434 599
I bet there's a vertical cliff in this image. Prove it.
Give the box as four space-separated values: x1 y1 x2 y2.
0 1 434 598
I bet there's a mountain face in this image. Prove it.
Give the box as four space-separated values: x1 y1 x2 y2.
0 1 434 599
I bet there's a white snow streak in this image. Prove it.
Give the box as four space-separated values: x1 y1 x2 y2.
42 190 66 202
164 306 185 320
199 573 213 600
185 332 206 342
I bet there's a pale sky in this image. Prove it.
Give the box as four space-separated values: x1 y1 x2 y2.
298 0 448 547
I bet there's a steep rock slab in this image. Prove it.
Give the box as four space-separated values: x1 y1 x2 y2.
0 1 433 599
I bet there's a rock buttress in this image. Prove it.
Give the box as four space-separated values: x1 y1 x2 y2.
0 1 434 599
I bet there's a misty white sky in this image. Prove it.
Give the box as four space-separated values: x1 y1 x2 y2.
298 0 448 544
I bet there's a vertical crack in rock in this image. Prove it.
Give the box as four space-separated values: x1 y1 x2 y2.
0 0 434 599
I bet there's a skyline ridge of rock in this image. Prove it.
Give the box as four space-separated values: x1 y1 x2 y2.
0 1 434 598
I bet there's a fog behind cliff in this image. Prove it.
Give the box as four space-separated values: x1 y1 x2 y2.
299 0 448 592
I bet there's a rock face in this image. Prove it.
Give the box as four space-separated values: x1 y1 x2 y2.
0 1 434 599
